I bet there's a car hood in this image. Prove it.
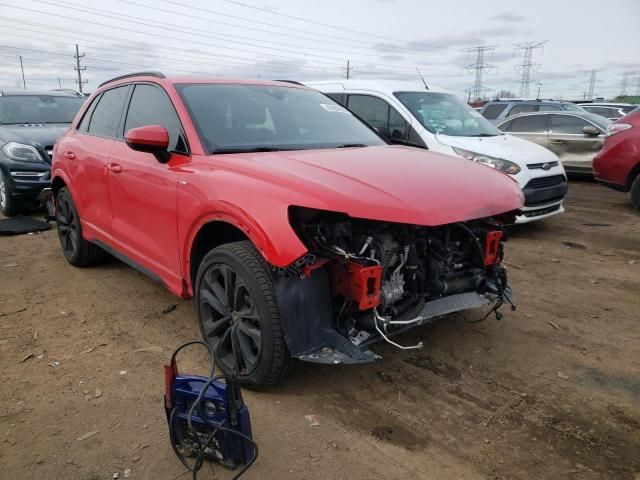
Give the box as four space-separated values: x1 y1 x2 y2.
207 145 524 226
436 133 559 164
0 123 71 148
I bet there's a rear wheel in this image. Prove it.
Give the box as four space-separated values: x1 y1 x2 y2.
195 241 290 389
0 169 17 217
55 187 105 266
631 175 640 210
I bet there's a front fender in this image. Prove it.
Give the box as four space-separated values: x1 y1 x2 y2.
180 202 308 294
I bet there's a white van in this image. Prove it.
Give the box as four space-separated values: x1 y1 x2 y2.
304 79 568 223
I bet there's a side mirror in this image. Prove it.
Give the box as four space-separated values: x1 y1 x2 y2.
582 125 600 136
125 125 170 163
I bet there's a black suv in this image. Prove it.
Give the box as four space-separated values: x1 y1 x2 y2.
0 90 85 216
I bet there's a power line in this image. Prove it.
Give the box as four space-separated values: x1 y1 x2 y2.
73 43 87 93
464 45 495 101
514 41 547 98
166 0 458 51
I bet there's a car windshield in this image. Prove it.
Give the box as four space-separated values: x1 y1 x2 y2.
394 91 502 137
0 95 84 124
176 84 385 152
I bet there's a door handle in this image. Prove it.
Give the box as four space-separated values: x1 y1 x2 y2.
107 162 123 173
64 151 76 159
550 140 566 145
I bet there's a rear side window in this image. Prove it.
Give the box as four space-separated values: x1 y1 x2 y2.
550 115 591 134
124 84 188 153
87 86 129 138
507 104 539 116
504 115 548 133
481 103 508 119
347 94 407 140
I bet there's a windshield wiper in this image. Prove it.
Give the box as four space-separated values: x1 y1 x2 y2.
211 147 286 154
335 143 367 148
470 133 500 137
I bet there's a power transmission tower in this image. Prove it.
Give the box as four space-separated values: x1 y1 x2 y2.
342 60 353 80
514 41 547 98
74 44 87 94
19 55 26 90
464 45 496 101
620 71 631 97
587 69 597 99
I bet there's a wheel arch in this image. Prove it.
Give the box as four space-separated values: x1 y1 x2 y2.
186 219 252 295
626 161 640 191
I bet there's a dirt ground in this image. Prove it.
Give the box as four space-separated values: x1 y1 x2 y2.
1 179 639 480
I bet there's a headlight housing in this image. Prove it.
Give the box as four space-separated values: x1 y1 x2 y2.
452 147 521 175
2 142 45 163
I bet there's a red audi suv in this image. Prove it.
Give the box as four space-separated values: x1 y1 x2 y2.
52 72 523 387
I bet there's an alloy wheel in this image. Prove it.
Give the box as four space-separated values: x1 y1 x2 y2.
0 172 6 209
199 263 262 375
56 195 78 255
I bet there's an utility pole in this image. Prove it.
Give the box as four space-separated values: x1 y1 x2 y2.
536 82 543 99
514 41 547 98
74 44 87 94
464 45 496 101
343 60 353 80
587 69 596 99
58 77 62 88
19 55 26 90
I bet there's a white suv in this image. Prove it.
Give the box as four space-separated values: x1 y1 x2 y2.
304 79 567 223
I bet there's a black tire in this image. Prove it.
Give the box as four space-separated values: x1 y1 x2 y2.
55 187 105 266
631 175 640 210
195 240 290 389
0 169 17 217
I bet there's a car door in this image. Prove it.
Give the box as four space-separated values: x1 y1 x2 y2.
105 83 189 282
498 114 549 149
548 114 604 173
59 85 130 237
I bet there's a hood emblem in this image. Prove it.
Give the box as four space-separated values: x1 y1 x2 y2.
542 163 551 170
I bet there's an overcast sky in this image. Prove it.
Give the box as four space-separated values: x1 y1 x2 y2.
0 0 638 99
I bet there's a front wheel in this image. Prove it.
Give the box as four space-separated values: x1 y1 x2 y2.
631 175 640 210
195 241 290 389
0 169 17 217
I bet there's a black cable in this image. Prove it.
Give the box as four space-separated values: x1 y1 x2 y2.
167 340 258 479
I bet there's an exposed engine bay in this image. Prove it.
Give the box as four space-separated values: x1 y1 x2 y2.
279 207 514 361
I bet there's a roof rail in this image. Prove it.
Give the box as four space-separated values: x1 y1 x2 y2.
99 71 165 88
272 79 304 85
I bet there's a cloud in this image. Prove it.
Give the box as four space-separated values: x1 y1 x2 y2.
490 12 526 22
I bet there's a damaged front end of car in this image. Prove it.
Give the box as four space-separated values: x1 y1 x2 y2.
275 206 516 364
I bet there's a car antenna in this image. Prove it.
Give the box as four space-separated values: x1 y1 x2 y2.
416 68 429 90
